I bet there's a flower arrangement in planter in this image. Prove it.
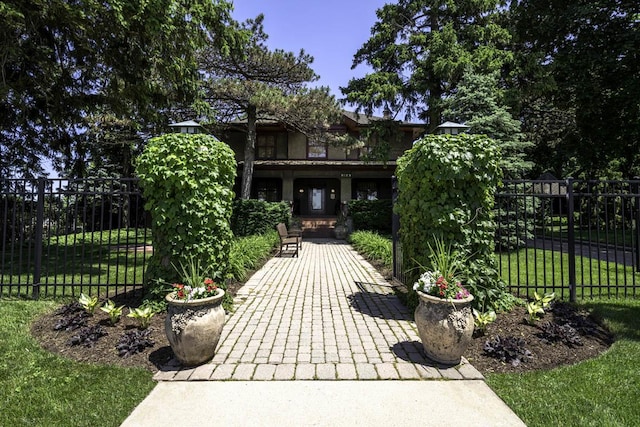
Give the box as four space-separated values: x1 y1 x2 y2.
413 237 475 365
164 258 226 367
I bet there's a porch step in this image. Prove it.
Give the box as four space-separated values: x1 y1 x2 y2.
299 217 337 238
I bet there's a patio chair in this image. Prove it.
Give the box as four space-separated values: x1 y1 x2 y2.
276 223 300 257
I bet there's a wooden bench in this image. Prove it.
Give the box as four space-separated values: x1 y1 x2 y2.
276 223 300 257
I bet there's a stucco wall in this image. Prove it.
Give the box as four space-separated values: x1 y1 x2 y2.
288 132 307 159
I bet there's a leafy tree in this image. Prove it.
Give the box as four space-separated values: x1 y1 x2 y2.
341 0 512 129
442 69 533 179
200 15 342 199
509 0 640 178
0 0 242 178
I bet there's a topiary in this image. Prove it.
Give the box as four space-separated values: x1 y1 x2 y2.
395 133 510 312
135 133 236 297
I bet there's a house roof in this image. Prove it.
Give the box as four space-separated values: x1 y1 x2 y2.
226 110 425 130
341 110 423 127
244 160 397 171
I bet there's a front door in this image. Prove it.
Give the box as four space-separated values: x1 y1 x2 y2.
294 178 340 216
309 187 324 212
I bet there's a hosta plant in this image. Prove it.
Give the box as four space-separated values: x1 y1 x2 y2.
100 300 124 325
79 293 99 315
127 306 155 329
473 309 497 335
526 291 555 324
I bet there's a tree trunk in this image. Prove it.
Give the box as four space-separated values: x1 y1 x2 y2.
241 104 257 199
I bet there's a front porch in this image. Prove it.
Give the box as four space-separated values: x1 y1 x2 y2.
296 216 339 238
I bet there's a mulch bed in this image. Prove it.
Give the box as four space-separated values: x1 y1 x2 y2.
465 302 614 374
30 270 614 375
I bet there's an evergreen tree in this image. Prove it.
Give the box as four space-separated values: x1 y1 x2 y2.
509 0 640 178
200 15 341 199
341 0 512 130
442 69 533 179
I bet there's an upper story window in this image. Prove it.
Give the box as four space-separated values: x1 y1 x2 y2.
307 138 327 159
257 135 276 159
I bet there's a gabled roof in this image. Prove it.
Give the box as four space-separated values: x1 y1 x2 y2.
341 110 423 127
226 110 425 131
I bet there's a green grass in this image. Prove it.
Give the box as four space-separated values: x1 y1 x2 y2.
1 229 151 298
540 215 636 248
499 248 640 299
0 300 156 427
486 298 640 427
0 231 280 426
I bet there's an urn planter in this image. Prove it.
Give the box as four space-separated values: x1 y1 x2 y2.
414 290 474 365
165 288 225 367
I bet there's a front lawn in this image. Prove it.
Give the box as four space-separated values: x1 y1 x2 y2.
486 298 640 427
0 300 155 427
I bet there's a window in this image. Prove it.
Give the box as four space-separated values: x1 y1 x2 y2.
356 181 378 200
254 179 281 202
307 138 327 159
257 135 276 159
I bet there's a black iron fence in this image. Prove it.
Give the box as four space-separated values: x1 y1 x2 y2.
0 178 151 299
392 178 640 302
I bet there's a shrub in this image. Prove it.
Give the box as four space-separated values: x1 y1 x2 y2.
231 200 290 237
135 133 236 289
395 133 509 312
348 200 392 234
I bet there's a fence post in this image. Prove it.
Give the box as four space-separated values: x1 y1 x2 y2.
392 176 399 279
32 178 45 300
566 178 577 302
635 177 640 273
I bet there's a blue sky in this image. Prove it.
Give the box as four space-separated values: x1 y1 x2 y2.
230 0 388 103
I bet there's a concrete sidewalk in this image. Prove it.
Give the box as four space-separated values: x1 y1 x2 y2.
121 239 525 426
121 381 525 426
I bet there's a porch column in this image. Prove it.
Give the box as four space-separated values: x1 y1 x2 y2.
340 173 352 202
282 173 294 202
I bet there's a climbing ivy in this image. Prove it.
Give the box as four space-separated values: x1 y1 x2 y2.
135 133 236 287
395 133 508 311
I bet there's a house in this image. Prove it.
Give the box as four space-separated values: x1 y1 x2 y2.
222 111 424 219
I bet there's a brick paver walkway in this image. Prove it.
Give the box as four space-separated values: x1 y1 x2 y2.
154 239 483 381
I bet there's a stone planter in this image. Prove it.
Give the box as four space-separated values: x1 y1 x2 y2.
165 288 225 367
334 224 348 240
414 290 474 365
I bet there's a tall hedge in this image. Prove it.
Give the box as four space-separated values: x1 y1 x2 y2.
231 199 290 237
348 199 392 234
396 133 507 310
135 133 236 285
